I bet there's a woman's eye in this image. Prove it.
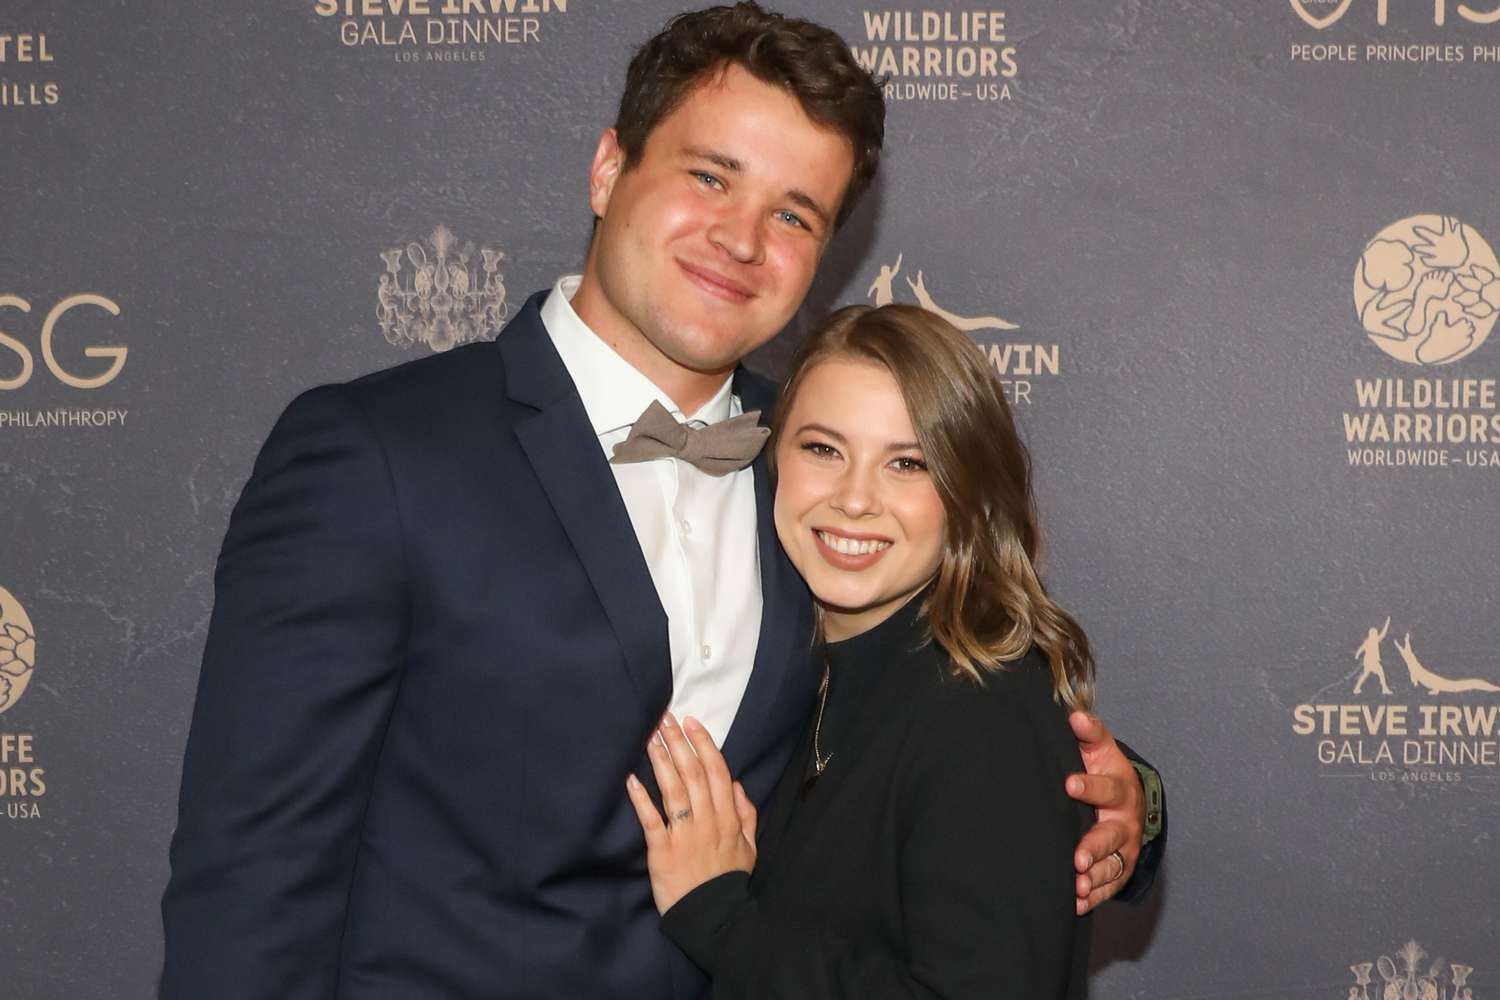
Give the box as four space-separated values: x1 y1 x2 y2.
801 441 838 459
891 456 928 474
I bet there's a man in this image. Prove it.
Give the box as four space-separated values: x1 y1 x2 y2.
161 5 1165 998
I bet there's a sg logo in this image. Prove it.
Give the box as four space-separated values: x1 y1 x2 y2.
0 294 126 390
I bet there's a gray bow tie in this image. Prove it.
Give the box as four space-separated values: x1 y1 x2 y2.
610 400 769 476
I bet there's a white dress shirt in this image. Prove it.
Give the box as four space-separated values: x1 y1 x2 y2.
539 275 763 747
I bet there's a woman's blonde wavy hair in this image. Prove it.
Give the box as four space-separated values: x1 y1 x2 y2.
768 303 1095 711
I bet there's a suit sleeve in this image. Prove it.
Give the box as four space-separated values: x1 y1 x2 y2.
1112 740 1167 904
160 385 409 1000
662 693 1084 999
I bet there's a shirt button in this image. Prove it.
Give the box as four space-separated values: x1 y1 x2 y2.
680 519 692 536
701 643 712 660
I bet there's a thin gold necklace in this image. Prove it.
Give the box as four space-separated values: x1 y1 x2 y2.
812 665 833 775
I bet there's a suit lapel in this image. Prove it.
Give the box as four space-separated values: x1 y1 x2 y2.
501 292 672 716
500 308 813 766
721 370 817 785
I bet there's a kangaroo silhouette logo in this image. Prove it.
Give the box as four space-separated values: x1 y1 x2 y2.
1353 215 1500 366
0 586 36 715
1354 617 1500 696
868 254 1019 332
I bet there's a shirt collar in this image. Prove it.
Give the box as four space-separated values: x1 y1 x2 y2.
539 274 737 438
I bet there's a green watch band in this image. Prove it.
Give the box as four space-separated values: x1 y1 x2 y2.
1130 760 1164 845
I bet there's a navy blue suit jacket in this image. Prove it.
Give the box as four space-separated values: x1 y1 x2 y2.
161 292 818 999
161 291 1162 999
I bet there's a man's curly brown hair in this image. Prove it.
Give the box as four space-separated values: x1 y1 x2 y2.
613 2 885 230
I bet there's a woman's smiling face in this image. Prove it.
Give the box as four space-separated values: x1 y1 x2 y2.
773 356 946 641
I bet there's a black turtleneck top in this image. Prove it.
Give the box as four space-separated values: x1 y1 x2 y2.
660 595 1092 998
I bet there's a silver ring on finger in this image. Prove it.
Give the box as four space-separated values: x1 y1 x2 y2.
1107 849 1126 884
670 808 693 825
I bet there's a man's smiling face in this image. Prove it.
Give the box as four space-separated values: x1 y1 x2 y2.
573 63 856 402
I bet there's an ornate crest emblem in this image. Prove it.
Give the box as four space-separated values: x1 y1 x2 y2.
1347 940 1476 1000
377 225 510 353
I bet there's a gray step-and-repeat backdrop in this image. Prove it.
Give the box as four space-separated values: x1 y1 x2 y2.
3 0 1498 996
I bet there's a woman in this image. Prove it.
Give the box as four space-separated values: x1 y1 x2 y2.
624 303 1095 998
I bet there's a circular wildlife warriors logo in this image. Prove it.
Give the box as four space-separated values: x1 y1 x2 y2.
1353 214 1500 367
0 587 36 715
